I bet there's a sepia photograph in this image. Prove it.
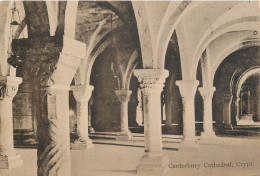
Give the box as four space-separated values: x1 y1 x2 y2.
0 0 260 176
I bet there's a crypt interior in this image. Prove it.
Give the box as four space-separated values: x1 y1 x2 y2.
0 1 260 176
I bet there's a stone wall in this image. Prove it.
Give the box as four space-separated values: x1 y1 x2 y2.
90 49 121 132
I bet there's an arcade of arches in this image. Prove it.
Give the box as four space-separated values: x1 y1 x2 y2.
0 1 260 176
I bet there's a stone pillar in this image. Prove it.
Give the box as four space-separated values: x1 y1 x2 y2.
12 36 86 176
162 103 166 122
0 76 23 169
34 85 71 176
176 80 199 150
134 69 169 175
198 87 216 139
256 77 260 121
136 88 143 126
88 97 95 133
165 97 174 127
235 97 240 122
222 94 233 129
115 89 132 140
71 85 94 149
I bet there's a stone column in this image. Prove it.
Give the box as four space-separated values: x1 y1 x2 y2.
162 102 166 122
0 76 23 169
88 97 95 133
235 97 240 122
256 77 260 121
176 80 199 150
71 85 94 149
12 35 86 176
165 97 174 128
115 89 132 140
136 88 143 126
198 87 216 139
222 94 233 129
134 69 169 175
34 85 71 176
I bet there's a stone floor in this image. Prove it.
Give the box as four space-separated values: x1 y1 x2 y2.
1 135 260 176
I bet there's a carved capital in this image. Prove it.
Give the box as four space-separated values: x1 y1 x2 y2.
176 80 199 98
223 94 233 102
115 90 132 103
0 76 22 100
133 69 169 96
12 36 86 87
71 85 94 102
198 87 216 100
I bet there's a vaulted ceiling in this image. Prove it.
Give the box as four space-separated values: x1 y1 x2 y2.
0 1 259 88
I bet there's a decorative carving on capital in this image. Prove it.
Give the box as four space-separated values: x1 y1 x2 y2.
176 80 199 98
21 47 60 87
223 94 233 102
198 87 216 100
115 90 132 103
0 76 22 100
12 36 86 87
133 69 169 96
71 85 94 102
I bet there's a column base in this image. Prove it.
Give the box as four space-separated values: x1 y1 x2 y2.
116 130 133 141
70 138 93 150
237 120 255 125
164 124 182 134
199 137 222 145
199 131 221 145
137 152 169 175
0 154 23 169
237 114 254 125
178 139 200 152
223 123 233 130
200 131 216 140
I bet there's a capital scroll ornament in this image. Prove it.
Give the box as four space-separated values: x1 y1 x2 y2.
133 69 169 96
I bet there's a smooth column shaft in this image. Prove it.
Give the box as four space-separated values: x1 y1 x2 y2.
182 97 196 141
0 99 14 156
176 80 199 142
76 101 89 141
143 91 162 153
115 89 132 140
199 87 216 137
71 85 94 149
120 102 128 132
